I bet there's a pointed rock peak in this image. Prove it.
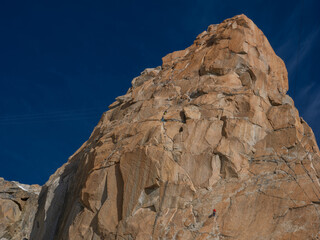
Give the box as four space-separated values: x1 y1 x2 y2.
28 15 320 240
125 14 288 109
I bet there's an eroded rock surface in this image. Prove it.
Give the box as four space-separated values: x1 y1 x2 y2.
30 15 320 239
0 177 40 240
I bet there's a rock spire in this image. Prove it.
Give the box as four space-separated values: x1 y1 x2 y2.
5 14 320 239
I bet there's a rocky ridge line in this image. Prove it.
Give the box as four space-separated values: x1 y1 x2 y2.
13 14 320 239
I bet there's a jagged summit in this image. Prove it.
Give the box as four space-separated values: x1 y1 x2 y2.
30 14 320 240
1 15 320 240
114 14 289 109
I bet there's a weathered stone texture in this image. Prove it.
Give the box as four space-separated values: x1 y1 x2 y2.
28 14 320 239
0 177 40 240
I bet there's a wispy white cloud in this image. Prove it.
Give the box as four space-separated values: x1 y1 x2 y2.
286 27 320 74
298 81 316 100
274 3 303 55
303 91 320 122
299 77 320 130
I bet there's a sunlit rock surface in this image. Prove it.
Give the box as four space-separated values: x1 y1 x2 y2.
0 177 40 240
27 14 320 239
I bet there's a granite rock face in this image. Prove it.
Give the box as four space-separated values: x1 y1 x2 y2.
30 15 320 239
0 177 40 240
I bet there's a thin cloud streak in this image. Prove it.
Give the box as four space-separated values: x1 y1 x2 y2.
303 91 320 124
286 27 320 74
298 82 316 100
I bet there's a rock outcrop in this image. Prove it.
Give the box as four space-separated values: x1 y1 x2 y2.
0 177 40 240
26 14 320 239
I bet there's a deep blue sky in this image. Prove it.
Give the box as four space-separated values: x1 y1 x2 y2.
1 0 319 185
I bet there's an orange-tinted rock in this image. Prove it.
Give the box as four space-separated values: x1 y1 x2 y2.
0 178 40 240
28 14 320 240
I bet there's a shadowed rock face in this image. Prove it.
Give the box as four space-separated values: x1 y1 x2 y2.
0 178 40 240
29 14 320 239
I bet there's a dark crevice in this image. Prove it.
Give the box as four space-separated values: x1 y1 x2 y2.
145 205 157 212
180 111 187 123
144 184 159 195
206 34 218 47
120 101 134 110
115 164 124 222
1 191 15 194
111 134 117 144
11 199 22 211
247 68 256 81
268 96 282 106
101 175 108 205
189 90 206 99
122 133 134 139
21 197 29 201
199 67 228 76
220 116 228 137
